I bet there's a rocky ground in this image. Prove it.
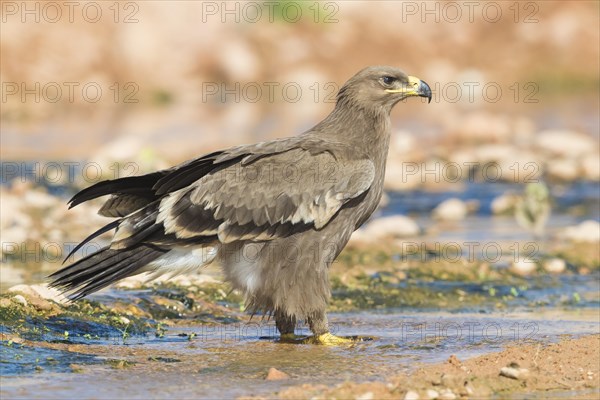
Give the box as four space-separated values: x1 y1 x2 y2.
275 334 600 400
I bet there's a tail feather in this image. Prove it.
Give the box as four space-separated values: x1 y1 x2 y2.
69 248 164 299
49 244 168 300
53 247 141 287
63 220 121 263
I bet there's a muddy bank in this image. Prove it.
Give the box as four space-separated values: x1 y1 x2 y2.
277 334 600 400
2 310 598 399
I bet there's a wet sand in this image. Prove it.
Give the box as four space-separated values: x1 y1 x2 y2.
1 309 599 399
279 332 600 400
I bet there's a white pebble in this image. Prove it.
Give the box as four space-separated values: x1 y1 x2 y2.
510 258 537 276
432 198 468 221
404 390 419 400
355 392 374 400
438 389 456 400
562 220 600 243
361 215 421 240
500 366 529 380
543 258 566 274
12 295 28 306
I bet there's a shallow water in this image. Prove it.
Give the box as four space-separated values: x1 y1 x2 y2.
385 181 600 217
2 309 599 400
382 181 600 243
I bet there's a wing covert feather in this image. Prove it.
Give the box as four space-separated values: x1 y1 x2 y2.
157 146 374 243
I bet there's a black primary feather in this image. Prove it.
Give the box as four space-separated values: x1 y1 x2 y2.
68 171 167 208
49 244 168 300
62 219 121 263
152 151 226 196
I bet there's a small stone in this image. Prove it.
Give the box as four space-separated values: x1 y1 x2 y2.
547 158 579 181
12 295 28 306
356 392 374 400
7 285 55 311
463 383 474 395
9 284 65 303
543 258 566 274
510 258 537 276
362 215 421 240
562 220 600 243
266 367 289 380
425 389 439 399
490 193 519 215
8 284 37 297
500 365 529 380
438 389 456 400
432 198 468 221
404 390 419 400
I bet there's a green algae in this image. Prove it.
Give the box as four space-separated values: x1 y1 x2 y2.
0 298 149 344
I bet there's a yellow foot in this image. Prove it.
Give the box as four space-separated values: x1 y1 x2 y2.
303 332 356 346
278 333 374 345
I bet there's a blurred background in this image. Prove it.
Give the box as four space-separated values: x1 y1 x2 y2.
2 1 598 161
0 3 599 396
1 1 599 285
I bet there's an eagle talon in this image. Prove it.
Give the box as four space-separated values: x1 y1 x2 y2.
304 332 356 346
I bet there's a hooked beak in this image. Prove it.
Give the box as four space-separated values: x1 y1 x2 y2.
385 76 432 103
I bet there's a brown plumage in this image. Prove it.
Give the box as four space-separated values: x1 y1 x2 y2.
50 66 431 341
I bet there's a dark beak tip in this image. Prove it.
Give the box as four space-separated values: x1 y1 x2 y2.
419 80 432 104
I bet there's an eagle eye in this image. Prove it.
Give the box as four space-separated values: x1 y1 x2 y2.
381 76 397 86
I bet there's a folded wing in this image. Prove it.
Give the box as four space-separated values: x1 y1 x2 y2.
157 145 374 244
